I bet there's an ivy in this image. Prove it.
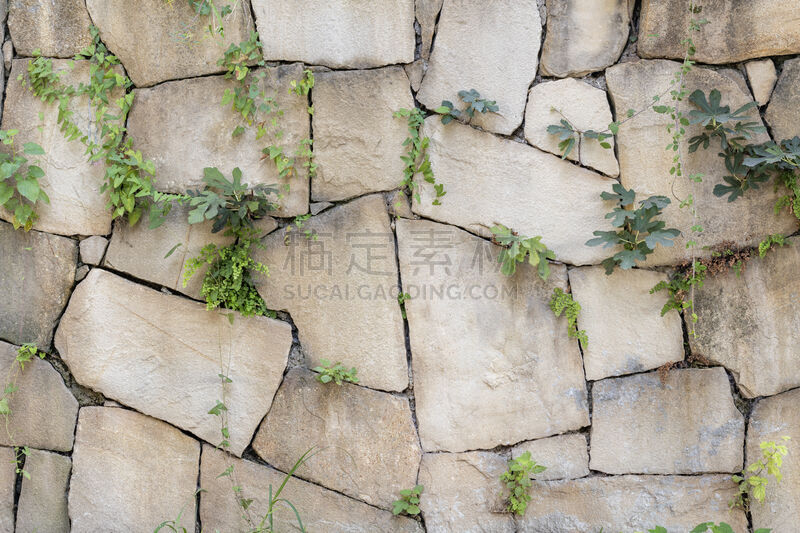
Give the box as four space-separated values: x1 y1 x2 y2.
500 451 545 516
549 288 587 349
394 107 445 205
0 131 49 231
490 224 554 280
435 89 498 125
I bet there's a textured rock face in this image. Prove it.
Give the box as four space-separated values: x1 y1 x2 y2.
200 445 424 533
126 66 309 217
86 0 254 87
254 195 408 392
16 449 71 533
606 60 796 265
252 0 415 68
539 0 629 77
590 368 744 474
569 267 684 380
397 218 589 452
413 119 616 266
765 57 800 141
511 434 589 481
2 60 114 236
0 448 13 533
69 407 200 533
252 369 421 509
416 0 541 135
416 0 443 59
524 78 619 177
746 59 777 107
8 0 92 57
79 236 108 266
311 67 413 201
54 270 291 456
0 222 76 347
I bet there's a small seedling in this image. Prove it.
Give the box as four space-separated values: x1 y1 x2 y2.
490 224 554 280
392 484 423 516
313 359 359 385
500 451 545 516
435 89 498 124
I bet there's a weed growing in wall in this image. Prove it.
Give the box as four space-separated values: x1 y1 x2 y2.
549 288 588 349
0 131 48 231
313 360 359 386
392 484 424 517
500 451 545 516
490 224 554 280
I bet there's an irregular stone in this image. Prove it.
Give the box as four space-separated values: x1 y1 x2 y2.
0 447 14 532
252 0 415 69
253 368 421 509
416 0 541 135
252 215 278 237
79 235 108 266
86 0 254 87
511 434 589 481
747 388 800 529
309 202 332 216
2 41 11 73
54 270 291 456
638 0 800 64
0 222 76 347
127 66 309 217
312 67 414 202
253 195 408 392
8 0 92 58
74 264 89 282
69 407 200 532
518 475 747 531
606 60 796 265
569 267 684 380
413 118 616 265
524 78 619 177
2 60 116 236
688 238 800 397
404 58 425 92
16 449 71 533
200 445 424 533
398 218 589 452
765 57 800 141
416 0 443 59
746 59 777 107
539 0 630 78
418 452 514 533
388 190 415 219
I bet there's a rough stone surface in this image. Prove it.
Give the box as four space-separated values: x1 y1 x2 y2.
86 0 255 87
74 264 89 282
0 448 13 533
398 218 589 452
746 59 778 107
539 0 630 77
70 407 200 533
524 78 619 177
590 368 744 474
254 195 408 392
252 0 415 69
8 0 92 58
388 190 415 219
253 368 421 509
2 41 11 73
16 449 71 533
748 388 800 529
688 237 800 398
0 222 76 347
54 270 292 456
79 236 108 266
201 445 424 533
569 266 684 380
606 60 796 265
413 119 617 266
309 202 332 216
2 60 116 236
511 434 589 481
416 0 541 135
417 0 443 59
518 475 748 532
127 67 309 217
765 57 800 141
418 452 514 533
404 59 425 92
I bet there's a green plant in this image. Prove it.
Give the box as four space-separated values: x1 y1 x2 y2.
0 130 48 231
650 261 707 322
490 224 554 280
397 292 411 319
435 89 498 125
392 484 423 517
312 359 359 385
547 116 614 160
0 344 45 423
758 234 788 258
500 451 545 516
731 437 790 511
549 288 587 349
691 523 770 533
394 107 445 205
290 69 314 97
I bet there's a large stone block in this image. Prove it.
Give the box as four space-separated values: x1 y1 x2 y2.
16 449 71 533
0 448 13 533
8 0 92 58
765 57 800 141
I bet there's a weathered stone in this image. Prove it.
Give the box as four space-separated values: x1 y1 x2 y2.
748 388 800 529
765 57 800 141
86 0 254 87
389 190 415 219
312 68 413 202
0 448 14 532
606 60 796 265
0 222 76 347
416 0 541 135
569 267 684 380
591 368 744 474
688 238 800 398
252 0 414 69
511 434 589 481
524 78 619 177
746 59 777 107
398 218 589 452
413 119 616 265
2 41 11 74
79 236 108 266
127 66 309 217
8 0 92 58
253 215 278 237
539 0 629 78
54 270 291 456
16 449 71 533
404 58 425 92
70 407 200 533
309 202 332 216
418 452 514 533
253 368 421 509
416 0 443 59
2 60 116 236
74 264 89 282
518 475 747 531
201 445 424 533
254 195 408 392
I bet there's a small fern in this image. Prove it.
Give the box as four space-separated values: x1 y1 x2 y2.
549 288 587 349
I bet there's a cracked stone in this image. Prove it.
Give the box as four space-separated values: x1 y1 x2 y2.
8 0 92 58
416 0 443 59
765 57 800 141
0 448 13 533
16 449 71 533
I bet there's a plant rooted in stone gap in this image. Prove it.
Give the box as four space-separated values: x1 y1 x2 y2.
731 437 790 511
500 451 545 516
435 89 499 125
0 130 48 231
392 484 423 517
491 224 555 280
549 288 587 349
313 359 359 386
394 107 446 205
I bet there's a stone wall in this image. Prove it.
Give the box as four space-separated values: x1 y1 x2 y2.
0 0 798 532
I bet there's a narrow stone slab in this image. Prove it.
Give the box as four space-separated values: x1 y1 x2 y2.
416 0 443 59
511 434 589 481
0 448 13 533
69 407 200 532
252 369 421 509
8 0 92 58
54 270 292 456
16 449 71 533
398 218 589 452
765 57 800 141
746 59 777 107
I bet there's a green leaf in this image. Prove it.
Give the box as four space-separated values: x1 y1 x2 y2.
16 179 41 202
22 142 45 155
